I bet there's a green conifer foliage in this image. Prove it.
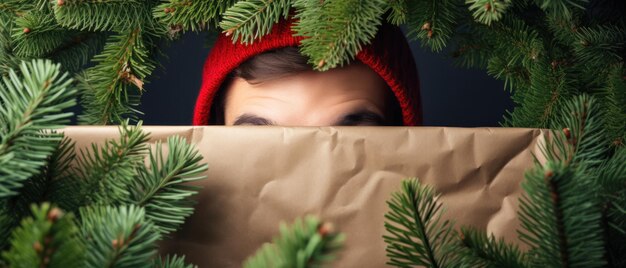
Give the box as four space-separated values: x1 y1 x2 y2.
0 1 624 267
1 0 622 131
383 95 626 267
0 59 207 267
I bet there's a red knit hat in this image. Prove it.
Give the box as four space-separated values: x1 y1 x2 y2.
193 19 422 126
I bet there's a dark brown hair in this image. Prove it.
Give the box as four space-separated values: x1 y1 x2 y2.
209 47 403 125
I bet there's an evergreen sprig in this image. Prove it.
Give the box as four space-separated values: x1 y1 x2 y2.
405 0 462 52
456 227 527 268
2 0 623 129
383 95 623 267
0 136 77 247
131 136 208 235
383 179 458 267
78 29 156 125
0 58 209 267
52 0 153 32
466 0 512 25
0 59 75 198
73 120 149 206
292 0 387 71
153 254 197 268
79 205 160 268
2 203 84 268
244 216 345 268
220 0 293 45
518 161 605 267
154 0 238 32
386 0 408 25
11 10 72 58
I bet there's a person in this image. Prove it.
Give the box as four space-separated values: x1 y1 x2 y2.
193 18 422 126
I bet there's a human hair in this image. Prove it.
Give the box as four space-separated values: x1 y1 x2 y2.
209 47 403 125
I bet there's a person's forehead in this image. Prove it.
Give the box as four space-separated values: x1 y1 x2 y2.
229 63 388 99
223 63 391 126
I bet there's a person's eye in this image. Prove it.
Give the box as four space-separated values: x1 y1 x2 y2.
337 112 386 126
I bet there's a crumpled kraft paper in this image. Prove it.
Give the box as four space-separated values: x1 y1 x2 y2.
62 126 549 267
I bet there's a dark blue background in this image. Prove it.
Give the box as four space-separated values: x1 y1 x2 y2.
139 32 513 127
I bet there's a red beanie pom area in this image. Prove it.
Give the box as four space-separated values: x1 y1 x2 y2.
193 19 422 126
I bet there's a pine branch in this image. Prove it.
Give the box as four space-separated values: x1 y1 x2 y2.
293 0 387 71
6 135 74 214
573 25 625 69
243 216 344 268
130 136 208 235
383 179 459 267
11 9 73 58
0 204 16 250
2 203 84 268
466 0 512 26
154 0 239 32
52 0 153 32
536 0 588 20
595 147 626 267
450 23 497 70
78 29 156 125
457 227 528 268
153 255 197 268
72 120 149 206
41 137 83 214
0 12 21 75
405 0 462 52
79 205 161 268
0 59 76 198
502 58 576 128
599 64 626 146
51 32 108 73
0 0 39 15
220 0 293 45
386 0 408 25
539 94 608 170
518 162 606 267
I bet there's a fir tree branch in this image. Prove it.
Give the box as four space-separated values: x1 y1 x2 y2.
546 94 608 167
596 147 626 267
293 0 387 71
50 32 108 73
405 0 462 52
518 161 606 267
130 135 207 235
79 205 161 268
154 0 239 32
536 0 588 20
52 0 154 32
386 0 408 25
11 9 73 58
599 64 626 146
220 0 293 45
573 24 625 72
457 227 528 268
0 12 21 75
466 0 512 26
502 58 576 128
383 179 459 267
0 59 76 198
153 255 197 268
73 120 149 206
2 203 84 267
4 135 75 216
78 29 156 125
243 216 345 268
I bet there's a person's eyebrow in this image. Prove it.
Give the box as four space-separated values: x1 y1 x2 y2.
233 114 276 125
335 111 386 126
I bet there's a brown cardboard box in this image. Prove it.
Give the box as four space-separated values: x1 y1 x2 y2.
62 126 548 267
